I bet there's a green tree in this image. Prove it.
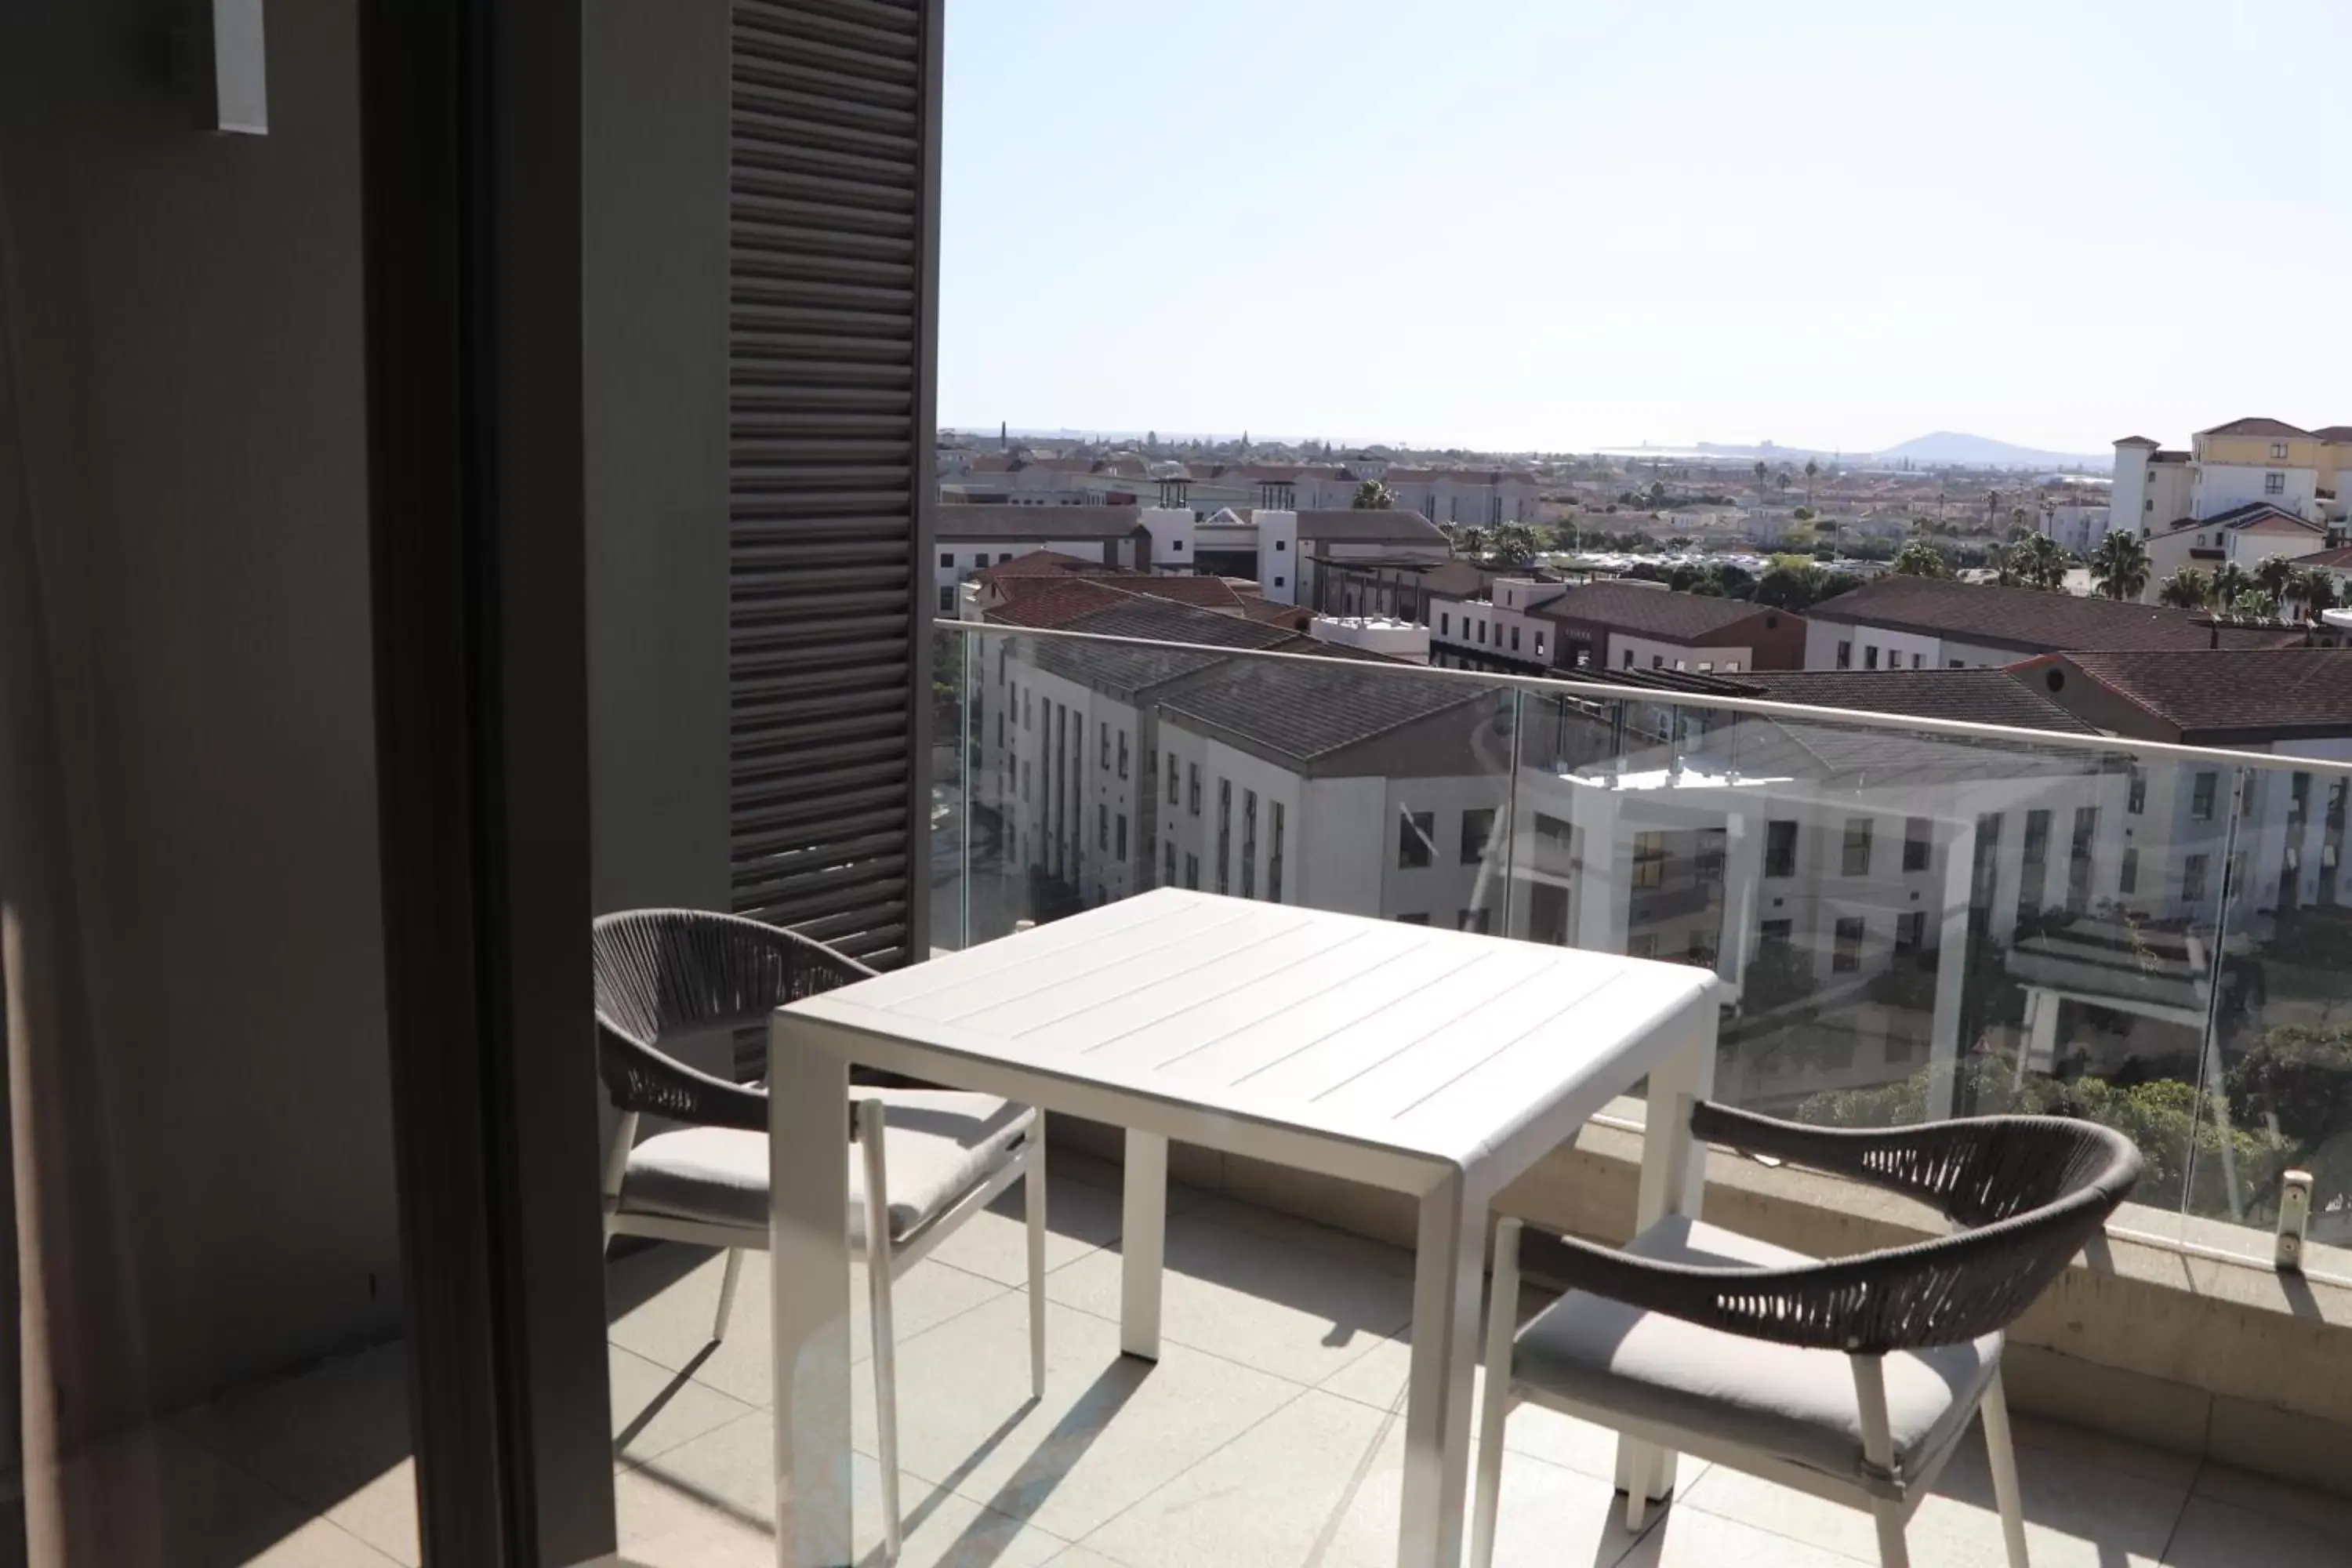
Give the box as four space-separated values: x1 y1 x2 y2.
2157 566 2212 609
1487 522 1540 567
2228 1024 2352 1220
1803 457 1819 510
1755 561 1824 611
1350 478 1396 510
2212 561 2251 608
2087 530 2151 601
2230 588 2280 619
2011 534 2073 590
2290 566 2338 619
2255 553 2299 604
1893 537 1953 578
1458 526 1486 561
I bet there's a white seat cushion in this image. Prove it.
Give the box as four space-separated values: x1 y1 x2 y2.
1511 1215 2000 1495
618 1089 1034 1249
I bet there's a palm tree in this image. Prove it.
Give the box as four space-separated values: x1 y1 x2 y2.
2157 567 2212 609
1893 537 1951 578
1986 489 2002 531
2012 534 2072 590
1487 523 1540 567
1986 542 2017 587
2291 566 2338 620
1753 459 1768 493
1350 478 1396 510
2230 588 2281 621
1775 470 1792 499
1803 458 1819 510
2008 506 2031 541
1458 526 1486 561
2087 531 2151 602
2212 561 2252 609
2254 554 2299 605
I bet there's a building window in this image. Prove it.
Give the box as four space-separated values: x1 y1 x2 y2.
1510 626 1521 652
1765 819 1798 878
1476 621 1486 644
1241 790 1258 898
1100 722 1111 769
1021 760 1031 802
1173 539 1185 553
2183 853 2209 904
1274 539 1285 552
1269 803 1285 902
1622 648 1635 669
1396 913 1429 925
1864 644 1880 670
1457 908 1492 935
2067 806 2098 913
1273 575 1284 589
1894 910 1926 960
938 550 954 568
2190 770 2217 820
2271 441 2290 460
2266 471 2285 495
1948 659 1964 669
1632 832 1667 888
2018 808 2052 923
1185 852 1200 891
1842 817 1872 877
2143 498 2154 512
2127 765 2146 815
1189 762 1201 816
1760 917 1793 951
1165 840 1176 888
1000 551 1014 564
1398 810 1435 869
1902 816 1931 873
2120 847 2139 895
1216 779 1232 895
1911 652 1924 670
1534 630 1546 658
1697 661 1713 673
1832 916 1865 973
1024 689 1033 729
1461 807 1495 865
1117 731 1129 779
2290 771 2310 822
1836 640 1852 669
1440 612 1450 637
1098 804 1109 851
938 585 956 612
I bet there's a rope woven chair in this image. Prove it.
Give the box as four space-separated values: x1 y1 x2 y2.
1470 1101 2142 1568
592 909 1048 1564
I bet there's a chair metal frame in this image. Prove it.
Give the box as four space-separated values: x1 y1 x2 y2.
1469 1100 2141 1568
593 909 1047 1563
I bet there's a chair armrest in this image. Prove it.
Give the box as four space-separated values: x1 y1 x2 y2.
599 1032 769 1131
1690 1101 2102 1229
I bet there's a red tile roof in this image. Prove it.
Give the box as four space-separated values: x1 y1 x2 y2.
1808 575 2300 654
2046 649 2352 741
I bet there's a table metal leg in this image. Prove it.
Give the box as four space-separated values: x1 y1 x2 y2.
1614 1019 1716 1525
1120 1129 1167 1359
771 1023 854 1568
1399 1174 1482 1568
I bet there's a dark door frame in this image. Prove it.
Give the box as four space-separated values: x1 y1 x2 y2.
359 1 615 1561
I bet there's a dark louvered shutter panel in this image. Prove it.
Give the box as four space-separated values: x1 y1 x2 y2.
729 0 938 968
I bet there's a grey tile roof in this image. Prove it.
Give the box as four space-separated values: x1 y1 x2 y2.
1534 582 1788 641
1806 575 2300 653
1158 658 1494 764
1728 669 2100 735
935 504 1145 540
1292 509 1449 544
1054 597 1298 652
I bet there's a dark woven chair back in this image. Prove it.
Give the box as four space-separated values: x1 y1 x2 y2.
1550 1102 2143 1355
591 909 877 1129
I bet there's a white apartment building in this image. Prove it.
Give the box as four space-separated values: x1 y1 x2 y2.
1186 506 1452 605
2113 421 2349 598
1802 575 2298 673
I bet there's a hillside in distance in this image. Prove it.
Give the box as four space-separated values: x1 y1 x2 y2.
1875 430 2111 470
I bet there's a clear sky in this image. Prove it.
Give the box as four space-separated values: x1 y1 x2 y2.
939 0 2352 456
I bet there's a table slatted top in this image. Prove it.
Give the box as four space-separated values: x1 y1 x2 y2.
779 889 1716 1170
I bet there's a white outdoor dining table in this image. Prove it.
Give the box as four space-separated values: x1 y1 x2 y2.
768 888 1719 1568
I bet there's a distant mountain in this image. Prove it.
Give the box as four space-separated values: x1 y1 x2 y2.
1875 431 2111 471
